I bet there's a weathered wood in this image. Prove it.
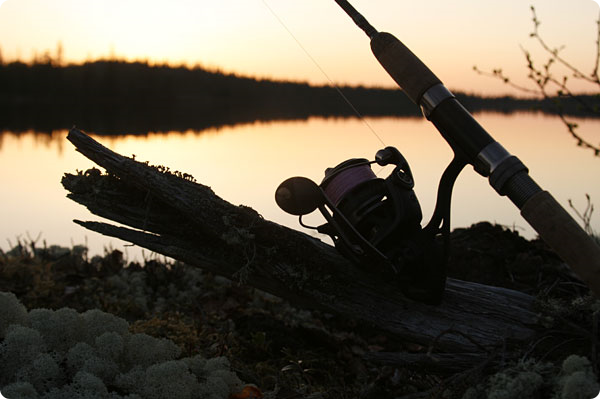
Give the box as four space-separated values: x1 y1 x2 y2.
62 128 543 354
363 351 498 373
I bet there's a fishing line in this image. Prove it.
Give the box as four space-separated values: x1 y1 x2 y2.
260 0 386 147
321 162 377 205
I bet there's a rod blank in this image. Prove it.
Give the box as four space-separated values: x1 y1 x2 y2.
334 0 378 38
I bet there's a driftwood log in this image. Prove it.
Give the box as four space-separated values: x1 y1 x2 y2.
62 128 544 366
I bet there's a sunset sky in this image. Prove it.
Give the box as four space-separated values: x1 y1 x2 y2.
0 0 598 96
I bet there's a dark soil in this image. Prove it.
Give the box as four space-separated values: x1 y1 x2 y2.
0 222 596 398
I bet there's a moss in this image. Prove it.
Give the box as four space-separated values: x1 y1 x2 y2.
129 313 201 357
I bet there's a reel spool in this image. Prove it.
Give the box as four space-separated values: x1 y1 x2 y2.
276 146 459 305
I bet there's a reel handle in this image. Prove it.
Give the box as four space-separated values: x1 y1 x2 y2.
275 177 324 216
370 32 442 105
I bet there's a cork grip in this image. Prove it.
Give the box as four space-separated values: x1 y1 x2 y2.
370 32 442 105
521 191 600 297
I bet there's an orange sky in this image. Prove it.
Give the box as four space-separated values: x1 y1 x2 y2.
0 0 598 96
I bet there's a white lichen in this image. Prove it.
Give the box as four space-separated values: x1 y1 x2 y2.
487 370 544 399
1 381 39 399
28 307 84 353
461 356 600 399
138 360 200 399
553 355 599 399
0 291 28 338
0 291 243 399
122 333 181 369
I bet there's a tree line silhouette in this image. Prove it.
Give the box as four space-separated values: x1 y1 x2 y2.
0 59 597 135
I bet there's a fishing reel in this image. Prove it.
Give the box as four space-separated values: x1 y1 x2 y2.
275 146 461 305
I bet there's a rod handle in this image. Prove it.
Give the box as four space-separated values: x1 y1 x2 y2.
370 32 442 105
521 191 600 297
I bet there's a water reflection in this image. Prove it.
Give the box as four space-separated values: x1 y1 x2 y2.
0 130 65 153
1 113 598 260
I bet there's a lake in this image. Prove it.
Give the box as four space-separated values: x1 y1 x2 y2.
1 111 599 261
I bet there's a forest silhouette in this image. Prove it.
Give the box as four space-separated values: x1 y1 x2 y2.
1 58 597 135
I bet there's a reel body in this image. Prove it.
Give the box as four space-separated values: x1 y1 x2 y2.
276 147 451 304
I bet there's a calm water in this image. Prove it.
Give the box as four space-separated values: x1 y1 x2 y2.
1 112 599 260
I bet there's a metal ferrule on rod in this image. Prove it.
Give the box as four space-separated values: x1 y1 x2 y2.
426 95 543 208
477 142 511 175
420 84 455 119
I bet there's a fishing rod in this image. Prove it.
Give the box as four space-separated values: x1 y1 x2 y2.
336 0 600 293
276 0 600 300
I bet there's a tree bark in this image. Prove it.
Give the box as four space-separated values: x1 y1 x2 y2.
362 351 499 374
62 128 542 356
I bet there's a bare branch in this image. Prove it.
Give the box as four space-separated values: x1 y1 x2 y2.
474 5 600 158
529 6 600 86
472 66 538 95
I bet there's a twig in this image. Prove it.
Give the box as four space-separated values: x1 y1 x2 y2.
568 194 596 235
521 335 554 361
474 6 600 157
538 337 587 362
472 66 538 95
529 6 600 86
399 350 500 399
